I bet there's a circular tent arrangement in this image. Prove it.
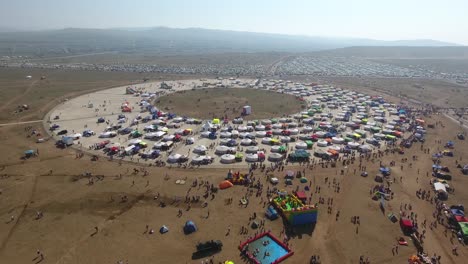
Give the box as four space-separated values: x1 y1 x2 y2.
49 78 414 168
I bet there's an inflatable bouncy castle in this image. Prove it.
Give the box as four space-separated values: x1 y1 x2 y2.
272 193 318 226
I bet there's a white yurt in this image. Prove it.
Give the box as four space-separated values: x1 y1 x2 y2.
238 126 248 132
272 129 282 135
186 137 195 144
270 145 283 153
230 130 239 138
245 153 258 162
255 125 265 131
239 132 248 139
272 124 282 129
289 128 299 135
315 131 327 138
215 146 230 155
193 145 207 154
302 126 314 133
233 118 243 124
295 141 308 149
331 137 345 144
240 139 252 146
219 139 230 146
246 146 259 153
191 155 206 164
256 131 267 138
220 154 236 164
167 153 182 163
162 135 175 142
220 132 232 138
201 131 211 138
317 140 328 147
261 119 272 125
280 136 291 143
268 153 283 162
347 142 360 149
261 138 272 145
359 144 372 152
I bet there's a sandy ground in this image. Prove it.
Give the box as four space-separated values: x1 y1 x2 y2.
1 81 468 264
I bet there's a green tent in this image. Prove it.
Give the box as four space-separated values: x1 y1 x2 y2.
305 140 313 148
458 222 468 238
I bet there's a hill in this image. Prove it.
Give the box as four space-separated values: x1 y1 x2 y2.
0 27 461 57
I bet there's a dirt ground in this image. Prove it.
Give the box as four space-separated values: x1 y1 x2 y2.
0 68 213 123
157 88 303 120
1 70 468 264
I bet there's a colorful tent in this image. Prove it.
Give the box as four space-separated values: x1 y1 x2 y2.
219 180 234 189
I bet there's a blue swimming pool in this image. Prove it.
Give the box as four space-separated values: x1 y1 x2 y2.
246 235 289 264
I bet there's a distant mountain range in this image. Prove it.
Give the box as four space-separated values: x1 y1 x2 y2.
0 27 463 56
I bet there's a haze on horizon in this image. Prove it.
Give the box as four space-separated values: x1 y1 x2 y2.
1 0 468 45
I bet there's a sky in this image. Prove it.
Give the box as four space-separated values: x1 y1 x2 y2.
1 0 468 45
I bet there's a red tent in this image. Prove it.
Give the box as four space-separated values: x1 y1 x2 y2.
400 218 413 228
400 217 414 234
295 191 307 203
455 215 468 222
258 152 265 160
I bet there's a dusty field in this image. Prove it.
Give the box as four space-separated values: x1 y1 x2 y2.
0 68 209 123
1 109 468 264
157 88 303 120
1 69 468 264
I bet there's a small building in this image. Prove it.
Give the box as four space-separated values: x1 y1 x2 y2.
243 105 251 115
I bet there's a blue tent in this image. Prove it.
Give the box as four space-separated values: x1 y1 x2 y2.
379 167 391 176
265 206 278 220
451 209 465 217
160 225 169 234
184 220 197 234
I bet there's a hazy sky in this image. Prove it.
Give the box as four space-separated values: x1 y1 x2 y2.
2 0 468 44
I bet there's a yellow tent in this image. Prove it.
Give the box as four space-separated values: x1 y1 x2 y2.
213 118 220 124
271 138 280 144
